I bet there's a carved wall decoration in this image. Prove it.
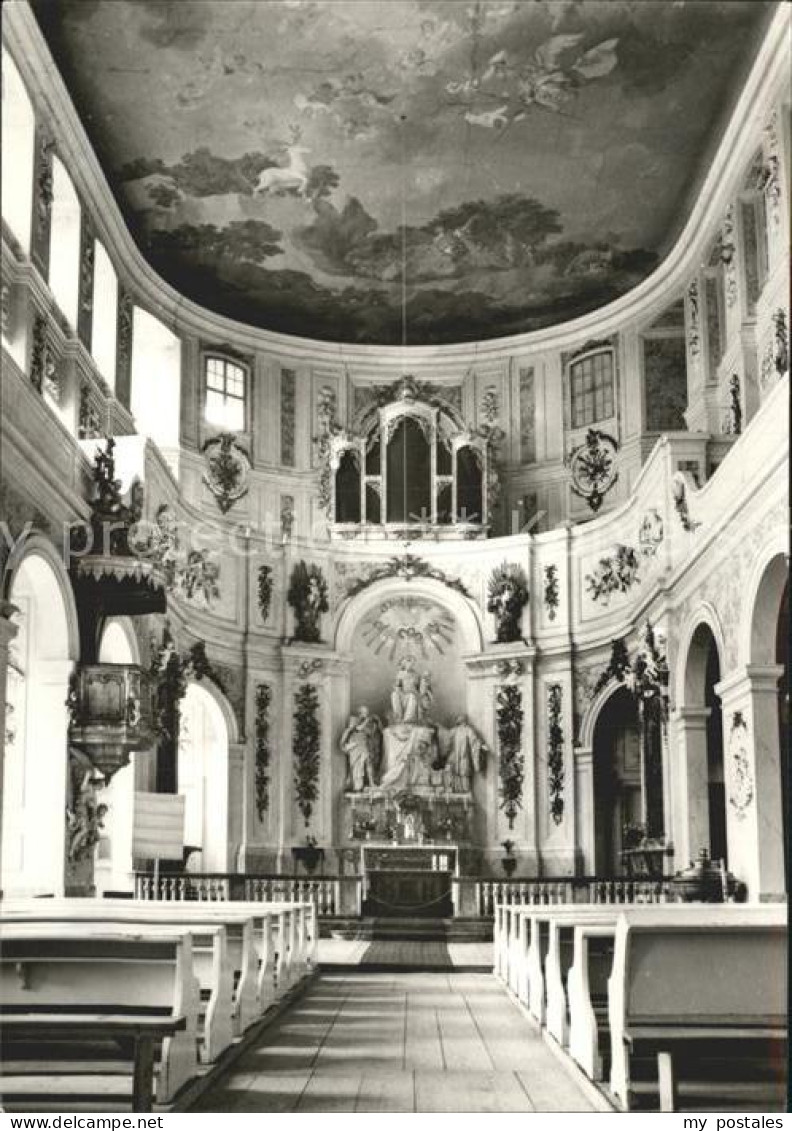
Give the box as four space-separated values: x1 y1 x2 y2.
287 560 329 643
517 367 536 465
353 375 463 429
280 496 295 542
592 638 631 698
29 313 47 393
360 597 455 660
1 282 12 340
254 683 272 820
202 432 251 514
727 711 753 820
297 658 324 680
638 509 664 556
547 683 564 825
314 384 342 517
179 549 220 606
772 308 788 376
65 747 107 864
585 544 641 606
257 564 274 622
568 428 619 513
543 564 559 621
280 367 296 467
341 553 473 602
149 621 218 792
672 473 701 532
723 373 742 436
720 205 738 308
761 111 782 229
293 682 321 828
31 131 54 273
497 683 524 830
115 287 134 405
77 213 95 346
480 385 499 425
686 278 701 357
495 659 525 680
487 561 529 642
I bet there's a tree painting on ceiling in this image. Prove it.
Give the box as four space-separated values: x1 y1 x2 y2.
34 0 772 345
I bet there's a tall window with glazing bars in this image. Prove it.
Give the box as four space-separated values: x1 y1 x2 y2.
204 355 246 432
570 349 614 428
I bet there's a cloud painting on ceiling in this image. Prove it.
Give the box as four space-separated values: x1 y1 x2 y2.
34 0 772 345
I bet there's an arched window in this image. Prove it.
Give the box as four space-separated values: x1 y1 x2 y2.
48 157 81 329
130 306 181 472
386 416 432 523
204 355 246 432
1 49 35 254
569 349 614 428
91 239 118 390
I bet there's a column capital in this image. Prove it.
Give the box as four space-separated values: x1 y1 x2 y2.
715 664 784 701
573 745 593 767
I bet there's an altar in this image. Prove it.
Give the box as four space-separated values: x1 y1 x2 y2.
340 654 486 849
359 843 458 918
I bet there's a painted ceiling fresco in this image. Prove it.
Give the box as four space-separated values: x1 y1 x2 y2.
33 0 774 345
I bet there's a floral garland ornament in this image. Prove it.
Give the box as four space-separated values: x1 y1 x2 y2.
496 683 524 830
202 433 251 514
314 385 343 518
257 564 274 622
727 711 753 821
672 473 701 533
547 683 564 825
584 544 640 606
293 682 321 827
543 564 560 621
487 561 529 643
287 561 329 643
568 429 618 513
343 553 472 601
254 683 272 821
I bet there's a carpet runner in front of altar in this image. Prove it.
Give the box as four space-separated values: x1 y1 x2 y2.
359 918 453 969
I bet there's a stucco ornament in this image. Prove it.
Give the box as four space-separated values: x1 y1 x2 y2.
202 433 251 514
727 711 753 821
568 429 619 512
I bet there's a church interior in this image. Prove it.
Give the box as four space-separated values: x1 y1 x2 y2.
0 0 789 1115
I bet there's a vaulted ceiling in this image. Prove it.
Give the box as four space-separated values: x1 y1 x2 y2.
33 0 774 346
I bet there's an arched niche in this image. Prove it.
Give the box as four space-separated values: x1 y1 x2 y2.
2 543 76 894
591 685 640 875
678 620 727 866
95 617 141 895
178 680 233 873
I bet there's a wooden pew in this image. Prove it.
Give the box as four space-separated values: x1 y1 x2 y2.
2 904 236 1059
0 922 200 1108
607 910 787 1111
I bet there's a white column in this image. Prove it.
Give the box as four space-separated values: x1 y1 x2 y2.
670 707 711 869
0 611 20 885
573 746 595 874
715 665 786 901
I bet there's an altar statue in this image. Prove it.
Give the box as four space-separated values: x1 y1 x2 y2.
390 655 425 724
441 715 487 793
340 706 382 792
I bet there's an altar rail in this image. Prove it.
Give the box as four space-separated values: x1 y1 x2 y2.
455 876 673 918
133 871 671 919
133 873 358 917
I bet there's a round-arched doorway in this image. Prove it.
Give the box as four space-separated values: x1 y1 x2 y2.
178 681 230 873
2 550 74 895
592 686 641 875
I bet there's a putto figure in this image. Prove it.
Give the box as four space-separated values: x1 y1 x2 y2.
340 706 382 792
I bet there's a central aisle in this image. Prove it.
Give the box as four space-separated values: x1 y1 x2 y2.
194 972 601 1112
